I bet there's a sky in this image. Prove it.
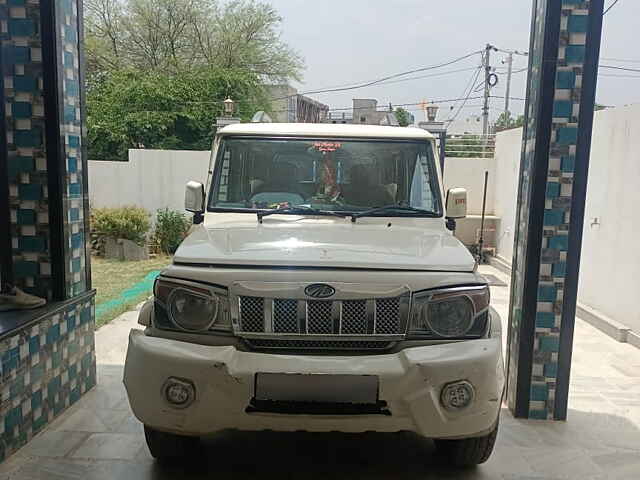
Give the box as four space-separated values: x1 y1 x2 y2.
267 0 640 126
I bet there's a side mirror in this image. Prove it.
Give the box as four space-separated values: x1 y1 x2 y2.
185 181 205 224
446 188 467 219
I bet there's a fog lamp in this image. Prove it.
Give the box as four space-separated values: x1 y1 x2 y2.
163 378 195 408
441 381 474 411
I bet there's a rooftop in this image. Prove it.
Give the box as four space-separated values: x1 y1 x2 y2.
218 122 435 140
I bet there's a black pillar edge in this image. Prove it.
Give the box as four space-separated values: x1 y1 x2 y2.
508 0 562 418
0 55 12 286
40 0 67 301
77 0 91 290
554 0 605 421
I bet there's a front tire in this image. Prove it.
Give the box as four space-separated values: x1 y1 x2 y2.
144 425 200 462
434 421 499 467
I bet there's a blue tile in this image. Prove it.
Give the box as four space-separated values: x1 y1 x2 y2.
14 260 38 278
530 383 548 401
68 364 78 379
561 155 575 173
7 156 35 180
12 102 32 118
29 335 40 355
13 76 37 92
31 390 42 410
70 386 81 404
544 209 564 226
71 233 83 249
18 184 41 201
64 52 74 67
2 45 30 64
536 312 555 328
4 406 22 432
538 285 557 302
544 363 558 378
553 101 572 118
529 408 548 420
72 257 81 273
17 209 36 225
46 324 60 345
568 15 589 33
69 183 81 196
549 235 569 251
8 18 36 36
556 71 576 89
546 182 560 198
67 314 77 332
68 157 78 173
64 104 76 123
565 45 586 64
19 236 46 252
70 208 80 222
557 127 578 145
47 376 61 398
65 80 79 97
81 352 93 371
65 26 77 43
68 135 80 148
14 129 42 148
552 262 567 277
80 307 92 324
540 336 560 352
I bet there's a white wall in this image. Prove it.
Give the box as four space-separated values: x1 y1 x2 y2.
493 128 523 263
492 104 640 334
443 157 495 215
88 149 211 215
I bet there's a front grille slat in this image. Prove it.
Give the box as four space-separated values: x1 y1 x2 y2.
341 300 368 334
307 301 333 334
273 299 299 333
374 298 401 334
239 296 264 332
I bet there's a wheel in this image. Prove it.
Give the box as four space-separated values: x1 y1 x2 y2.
434 420 499 468
144 425 200 462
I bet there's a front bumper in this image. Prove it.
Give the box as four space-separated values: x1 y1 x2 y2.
123 329 504 439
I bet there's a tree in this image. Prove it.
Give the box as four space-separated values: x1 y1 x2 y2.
394 107 412 127
84 0 304 83
87 68 270 160
494 112 524 132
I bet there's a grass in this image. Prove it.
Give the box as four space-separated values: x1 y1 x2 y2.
91 255 170 329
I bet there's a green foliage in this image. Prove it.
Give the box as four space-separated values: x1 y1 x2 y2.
394 107 412 127
154 209 191 254
87 68 270 160
494 112 525 132
92 206 151 245
85 0 304 82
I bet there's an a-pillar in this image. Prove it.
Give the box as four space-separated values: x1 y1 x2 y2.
506 0 604 420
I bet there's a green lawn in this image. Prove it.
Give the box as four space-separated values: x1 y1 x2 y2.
91 256 170 328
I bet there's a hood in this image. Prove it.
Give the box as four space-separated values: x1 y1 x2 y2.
173 214 476 272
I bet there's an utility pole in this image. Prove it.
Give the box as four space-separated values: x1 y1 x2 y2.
504 52 513 119
482 43 494 136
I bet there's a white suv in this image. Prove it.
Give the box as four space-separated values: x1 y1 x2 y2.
123 123 504 467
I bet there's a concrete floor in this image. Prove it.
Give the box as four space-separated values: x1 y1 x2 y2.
2 265 640 479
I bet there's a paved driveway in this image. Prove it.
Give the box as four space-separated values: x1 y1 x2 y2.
2 266 640 479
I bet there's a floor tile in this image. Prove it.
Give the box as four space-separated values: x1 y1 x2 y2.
71 433 146 460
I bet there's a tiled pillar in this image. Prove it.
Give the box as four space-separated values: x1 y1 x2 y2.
0 0 95 462
506 0 604 420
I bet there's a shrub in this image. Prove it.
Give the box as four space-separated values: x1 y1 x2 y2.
92 206 151 246
154 208 191 254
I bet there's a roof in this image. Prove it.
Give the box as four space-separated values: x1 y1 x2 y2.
218 122 435 140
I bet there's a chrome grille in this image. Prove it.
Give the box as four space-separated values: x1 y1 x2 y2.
239 296 264 332
375 298 401 334
341 300 368 334
307 301 333 334
273 299 298 333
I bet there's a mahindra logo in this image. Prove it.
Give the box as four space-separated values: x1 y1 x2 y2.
304 283 336 299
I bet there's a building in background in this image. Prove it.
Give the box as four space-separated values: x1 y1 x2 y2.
265 85 329 123
323 98 411 126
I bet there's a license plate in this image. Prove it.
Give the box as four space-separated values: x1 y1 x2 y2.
255 373 379 404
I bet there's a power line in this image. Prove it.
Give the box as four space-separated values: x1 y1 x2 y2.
600 64 640 73
281 50 482 98
603 0 621 15
447 67 484 124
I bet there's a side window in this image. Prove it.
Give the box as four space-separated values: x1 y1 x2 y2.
410 152 435 211
217 148 231 202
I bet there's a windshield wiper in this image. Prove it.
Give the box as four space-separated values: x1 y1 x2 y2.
350 205 439 223
257 205 348 223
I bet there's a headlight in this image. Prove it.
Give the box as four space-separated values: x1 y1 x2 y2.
409 285 489 338
154 278 230 332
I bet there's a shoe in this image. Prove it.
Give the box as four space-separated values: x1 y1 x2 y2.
0 286 46 312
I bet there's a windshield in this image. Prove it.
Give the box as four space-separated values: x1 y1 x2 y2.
208 137 442 216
